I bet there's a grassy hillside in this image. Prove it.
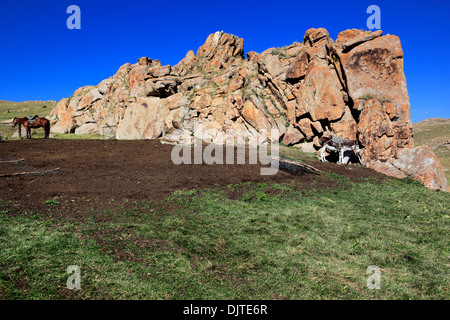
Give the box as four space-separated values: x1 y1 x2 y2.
1 175 448 300
413 118 450 183
0 100 57 139
0 100 56 122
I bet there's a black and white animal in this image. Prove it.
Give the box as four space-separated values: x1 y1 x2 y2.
319 136 361 164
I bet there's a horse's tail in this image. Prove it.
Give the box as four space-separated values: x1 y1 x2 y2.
45 119 50 138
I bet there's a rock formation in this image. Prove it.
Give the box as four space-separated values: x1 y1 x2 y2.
49 29 448 191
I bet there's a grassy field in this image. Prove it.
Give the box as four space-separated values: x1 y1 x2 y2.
0 100 56 139
0 100 55 122
0 172 448 300
413 118 450 183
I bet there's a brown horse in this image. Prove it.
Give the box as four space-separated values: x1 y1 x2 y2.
12 117 50 139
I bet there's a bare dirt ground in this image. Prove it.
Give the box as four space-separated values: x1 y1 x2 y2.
0 139 387 214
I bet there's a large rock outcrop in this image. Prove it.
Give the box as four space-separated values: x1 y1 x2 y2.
49 29 448 191
367 146 448 191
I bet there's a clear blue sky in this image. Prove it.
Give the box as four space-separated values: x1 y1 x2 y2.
0 0 448 123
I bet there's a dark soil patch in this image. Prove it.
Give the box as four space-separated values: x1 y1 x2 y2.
0 139 388 215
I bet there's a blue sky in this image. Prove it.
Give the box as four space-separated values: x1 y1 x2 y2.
0 0 448 123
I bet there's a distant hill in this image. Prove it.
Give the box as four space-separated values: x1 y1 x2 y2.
0 100 56 122
0 100 57 138
413 118 450 183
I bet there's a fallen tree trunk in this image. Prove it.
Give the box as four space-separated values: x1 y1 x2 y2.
0 167 61 177
271 156 321 175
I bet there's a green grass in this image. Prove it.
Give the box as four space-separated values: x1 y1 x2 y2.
1 131 105 141
1 177 448 299
358 94 392 104
279 144 319 162
49 133 105 140
270 41 302 59
271 47 287 59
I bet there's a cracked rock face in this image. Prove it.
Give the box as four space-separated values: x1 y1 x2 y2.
49 28 448 191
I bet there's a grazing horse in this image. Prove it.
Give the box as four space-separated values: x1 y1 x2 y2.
12 116 50 139
319 136 361 164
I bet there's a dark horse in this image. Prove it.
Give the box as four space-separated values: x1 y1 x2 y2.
12 117 50 139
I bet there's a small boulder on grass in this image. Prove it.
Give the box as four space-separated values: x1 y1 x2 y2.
12 127 31 138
